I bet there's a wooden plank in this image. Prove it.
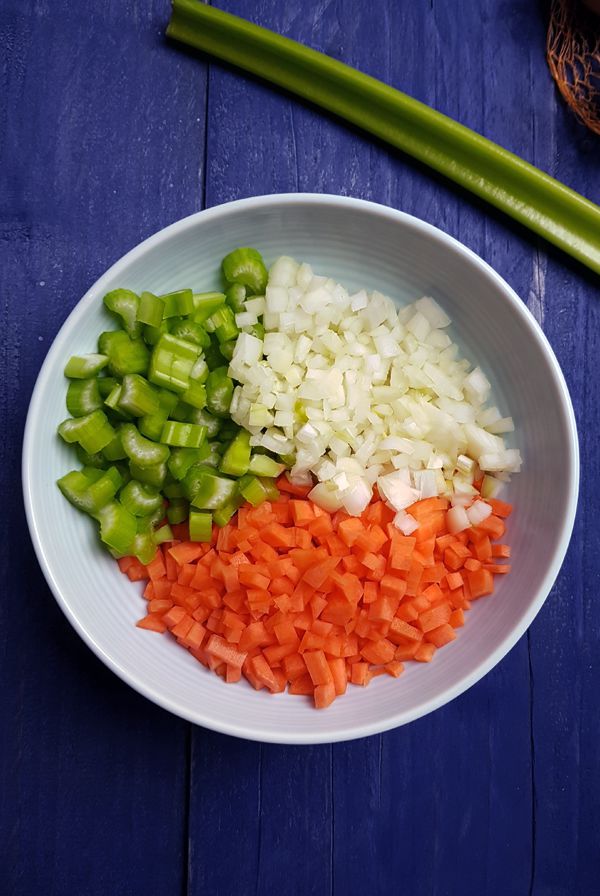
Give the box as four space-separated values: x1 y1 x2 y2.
0 2 207 892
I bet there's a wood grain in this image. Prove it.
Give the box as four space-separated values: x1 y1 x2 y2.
1 1 599 894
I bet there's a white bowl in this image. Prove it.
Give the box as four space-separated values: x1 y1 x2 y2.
23 194 578 744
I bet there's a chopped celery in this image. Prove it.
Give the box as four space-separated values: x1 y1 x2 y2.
103 289 141 338
248 454 285 477
120 480 164 516
160 421 207 449
189 510 213 542
219 430 251 477
222 247 268 294
64 353 108 379
66 378 103 417
118 374 160 417
205 367 234 418
137 291 165 328
161 288 194 318
121 423 170 467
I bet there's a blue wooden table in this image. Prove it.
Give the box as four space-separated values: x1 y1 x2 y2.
2 1 599 893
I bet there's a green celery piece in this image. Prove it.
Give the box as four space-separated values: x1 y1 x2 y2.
189 510 213 542
58 410 116 454
102 430 127 461
64 353 108 379
76 445 108 468
129 459 168 488
160 421 207 449
166 498 189 525
225 283 247 313
66 378 103 417
217 339 236 362
212 496 243 528
219 429 251 477
98 330 150 377
170 319 210 349
154 523 174 544
148 332 200 393
192 291 226 322
121 423 170 467
186 407 221 438
205 367 234 418
164 480 186 499
237 474 271 506
168 445 210 481
138 410 168 442
103 289 141 338
137 292 165 328
207 305 239 344
161 288 194 318
57 468 122 516
189 470 238 510
97 376 118 399
202 442 224 468
203 337 227 371
167 0 600 275
120 480 164 517
221 247 268 294
248 454 285 477
143 320 169 346
180 379 207 410
248 322 265 341
118 374 160 417
131 531 157 564
98 501 137 554
104 384 133 421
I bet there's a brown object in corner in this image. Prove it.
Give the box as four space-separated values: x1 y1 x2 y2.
547 0 600 135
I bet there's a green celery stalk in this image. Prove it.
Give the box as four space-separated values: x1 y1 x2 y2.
167 0 600 275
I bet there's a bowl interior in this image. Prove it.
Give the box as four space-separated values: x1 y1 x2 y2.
23 195 578 743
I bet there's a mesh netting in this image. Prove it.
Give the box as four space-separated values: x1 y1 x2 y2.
547 0 600 134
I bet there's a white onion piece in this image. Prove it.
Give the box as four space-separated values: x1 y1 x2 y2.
466 500 493 526
447 505 471 534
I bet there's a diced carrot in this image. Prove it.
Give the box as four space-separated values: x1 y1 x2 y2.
136 613 167 633
360 639 395 665
414 642 436 662
385 661 404 678
304 650 333 686
289 673 314 695
122 486 512 709
487 498 513 518
389 618 423 644
168 542 207 565
351 662 370 686
449 608 465 628
425 624 457 648
283 653 306 681
379 575 407 601
314 681 336 709
418 604 452 633
328 657 348 696
467 568 494 599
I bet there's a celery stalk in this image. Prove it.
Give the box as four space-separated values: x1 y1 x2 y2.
167 0 600 275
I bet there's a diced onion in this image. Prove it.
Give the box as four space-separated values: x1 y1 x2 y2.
229 256 521 526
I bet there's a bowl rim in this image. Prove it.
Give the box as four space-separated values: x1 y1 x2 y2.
22 192 579 744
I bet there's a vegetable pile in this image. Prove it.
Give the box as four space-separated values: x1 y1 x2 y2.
57 246 519 708
122 479 512 709
57 249 285 563
230 256 521 531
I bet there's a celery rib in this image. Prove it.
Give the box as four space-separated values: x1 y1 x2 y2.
167 0 600 275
